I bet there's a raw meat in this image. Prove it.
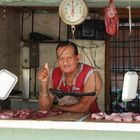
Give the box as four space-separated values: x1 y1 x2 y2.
104 114 113 121
112 115 122 122
91 112 104 120
31 108 62 119
91 112 140 122
0 110 15 119
134 115 140 121
105 0 119 36
0 107 62 120
13 108 33 119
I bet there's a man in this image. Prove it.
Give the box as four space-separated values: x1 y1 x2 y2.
38 41 102 113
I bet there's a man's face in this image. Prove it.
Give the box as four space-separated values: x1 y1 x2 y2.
57 45 80 74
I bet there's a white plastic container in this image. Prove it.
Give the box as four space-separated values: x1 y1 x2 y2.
0 69 18 100
122 71 138 101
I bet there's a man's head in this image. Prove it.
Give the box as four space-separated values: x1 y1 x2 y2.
56 41 80 74
56 41 79 56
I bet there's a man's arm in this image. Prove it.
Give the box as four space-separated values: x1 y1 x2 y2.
38 63 54 111
39 81 54 110
56 71 102 113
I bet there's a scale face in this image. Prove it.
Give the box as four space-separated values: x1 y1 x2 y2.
59 0 88 25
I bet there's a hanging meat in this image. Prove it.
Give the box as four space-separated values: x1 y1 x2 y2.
104 0 119 36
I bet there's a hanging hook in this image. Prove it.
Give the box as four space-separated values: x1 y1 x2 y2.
127 0 131 36
71 25 76 39
126 0 132 70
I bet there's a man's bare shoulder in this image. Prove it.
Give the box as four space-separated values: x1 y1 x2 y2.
83 70 102 93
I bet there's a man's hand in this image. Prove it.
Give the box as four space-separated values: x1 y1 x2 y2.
38 63 50 82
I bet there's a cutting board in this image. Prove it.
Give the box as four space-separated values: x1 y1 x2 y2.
40 112 86 121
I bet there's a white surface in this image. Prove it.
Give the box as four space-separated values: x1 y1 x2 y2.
0 69 18 100
0 120 140 132
122 71 138 101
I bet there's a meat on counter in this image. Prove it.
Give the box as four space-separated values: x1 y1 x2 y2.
0 108 62 120
91 112 140 122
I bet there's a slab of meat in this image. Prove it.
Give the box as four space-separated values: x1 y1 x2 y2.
112 115 122 122
0 108 63 120
134 115 140 121
31 110 49 119
91 112 140 122
105 0 119 36
121 115 133 122
104 114 113 121
110 113 120 116
13 108 33 119
120 112 133 122
91 112 104 120
0 113 13 119
0 110 15 119
31 108 63 119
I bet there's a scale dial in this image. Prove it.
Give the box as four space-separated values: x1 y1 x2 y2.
59 0 88 25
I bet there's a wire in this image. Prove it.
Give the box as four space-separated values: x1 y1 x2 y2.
127 1 133 71
90 41 104 69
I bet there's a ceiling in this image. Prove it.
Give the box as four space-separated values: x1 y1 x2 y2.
0 0 140 8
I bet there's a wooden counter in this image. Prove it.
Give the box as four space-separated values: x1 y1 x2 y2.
40 112 87 121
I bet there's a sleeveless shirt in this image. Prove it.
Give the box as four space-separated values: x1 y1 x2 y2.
51 63 100 113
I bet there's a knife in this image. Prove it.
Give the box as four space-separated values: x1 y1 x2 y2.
75 113 90 122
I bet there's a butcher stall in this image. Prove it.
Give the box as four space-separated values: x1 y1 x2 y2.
0 0 140 140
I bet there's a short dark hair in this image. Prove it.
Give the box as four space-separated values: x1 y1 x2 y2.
56 41 79 57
